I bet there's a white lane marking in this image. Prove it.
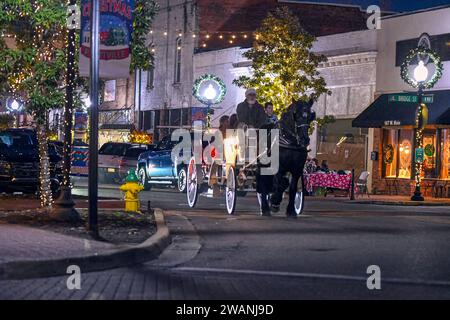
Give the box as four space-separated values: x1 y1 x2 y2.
171 267 450 287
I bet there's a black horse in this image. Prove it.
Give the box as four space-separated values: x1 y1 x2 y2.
261 99 315 217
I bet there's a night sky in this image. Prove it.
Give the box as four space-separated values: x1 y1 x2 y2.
287 0 450 12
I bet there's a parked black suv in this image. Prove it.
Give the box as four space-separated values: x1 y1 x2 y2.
0 128 62 194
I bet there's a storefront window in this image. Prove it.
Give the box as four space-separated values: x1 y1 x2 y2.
423 131 437 179
383 129 398 178
441 129 450 180
398 130 413 179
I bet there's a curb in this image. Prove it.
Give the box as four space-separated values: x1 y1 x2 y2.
0 209 171 280
348 200 450 207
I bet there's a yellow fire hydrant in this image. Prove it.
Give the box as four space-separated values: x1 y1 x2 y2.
120 171 144 212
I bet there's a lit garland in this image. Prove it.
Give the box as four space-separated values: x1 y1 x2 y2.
413 104 426 190
147 30 258 49
193 74 227 105
129 130 152 144
37 122 53 208
400 47 444 89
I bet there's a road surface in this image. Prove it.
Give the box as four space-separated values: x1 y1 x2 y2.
1 181 450 299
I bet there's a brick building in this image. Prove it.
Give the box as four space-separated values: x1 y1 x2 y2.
196 0 368 51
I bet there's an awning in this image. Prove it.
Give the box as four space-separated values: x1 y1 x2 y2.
352 90 450 128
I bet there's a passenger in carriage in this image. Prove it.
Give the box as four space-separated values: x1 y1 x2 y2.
264 102 278 126
229 114 239 130
218 115 230 139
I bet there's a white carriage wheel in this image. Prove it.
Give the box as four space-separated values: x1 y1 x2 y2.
187 157 199 208
295 176 305 215
225 166 237 215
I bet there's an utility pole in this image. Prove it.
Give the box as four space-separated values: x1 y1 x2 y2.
88 0 100 237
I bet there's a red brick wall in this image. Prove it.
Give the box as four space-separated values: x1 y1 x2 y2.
196 0 369 51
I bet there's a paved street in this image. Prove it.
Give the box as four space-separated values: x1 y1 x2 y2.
1 182 450 299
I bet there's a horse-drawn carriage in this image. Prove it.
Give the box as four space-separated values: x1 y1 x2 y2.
185 125 306 216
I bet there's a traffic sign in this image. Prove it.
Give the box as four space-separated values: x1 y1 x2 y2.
388 94 434 104
415 148 424 163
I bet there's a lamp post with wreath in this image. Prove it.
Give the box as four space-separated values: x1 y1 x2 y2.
193 74 227 129
6 98 24 128
400 43 443 201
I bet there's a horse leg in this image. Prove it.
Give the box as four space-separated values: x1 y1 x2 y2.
270 166 287 212
286 172 300 217
256 168 272 216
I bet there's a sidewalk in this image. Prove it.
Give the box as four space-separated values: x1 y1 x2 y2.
0 224 117 264
0 207 171 280
348 194 450 206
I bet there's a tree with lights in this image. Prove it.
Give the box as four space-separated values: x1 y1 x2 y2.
233 7 330 116
0 0 68 209
1 0 158 216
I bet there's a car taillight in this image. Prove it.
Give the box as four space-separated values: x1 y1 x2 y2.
119 159 127 167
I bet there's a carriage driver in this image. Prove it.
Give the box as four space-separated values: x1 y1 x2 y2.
236 88 267 129
236 89 273 216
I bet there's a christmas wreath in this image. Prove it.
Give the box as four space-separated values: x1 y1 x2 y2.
384 144 394 164
193 74 227 105
424 144 435 157
400 47 443 89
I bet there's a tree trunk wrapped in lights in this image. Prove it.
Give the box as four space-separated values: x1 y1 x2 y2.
36 119 53 208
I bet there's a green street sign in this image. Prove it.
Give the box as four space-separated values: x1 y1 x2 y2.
415 148 424 163
388 94 434 104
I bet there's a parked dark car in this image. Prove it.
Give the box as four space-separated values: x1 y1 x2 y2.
0 128 62 194
98 142 155 184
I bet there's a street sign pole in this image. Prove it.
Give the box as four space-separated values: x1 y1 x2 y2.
88 0 100 237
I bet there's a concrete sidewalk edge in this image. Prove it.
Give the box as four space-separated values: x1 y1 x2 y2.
0 209 171 280
347 200 450 206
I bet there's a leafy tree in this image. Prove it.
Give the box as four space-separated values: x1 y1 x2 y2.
233 7 331 116
131 0 159 72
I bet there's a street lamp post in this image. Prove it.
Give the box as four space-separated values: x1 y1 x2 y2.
7 98 23 127
400 44 443 202
203 84 217 129
410 60 429 201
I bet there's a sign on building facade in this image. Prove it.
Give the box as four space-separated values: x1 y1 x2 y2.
79 0 134 79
